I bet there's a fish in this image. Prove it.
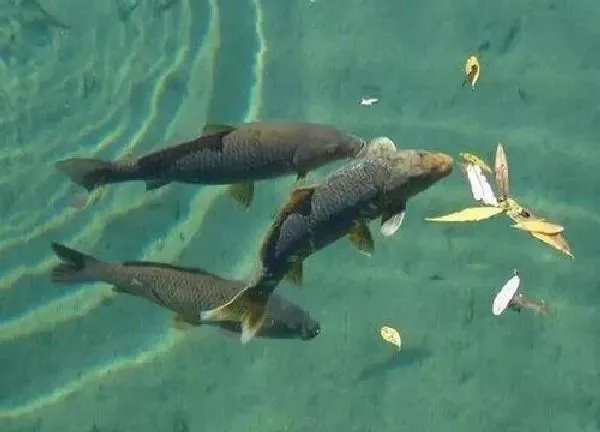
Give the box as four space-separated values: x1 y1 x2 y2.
246 137 454 299
55 122 366 209
49 242 319 343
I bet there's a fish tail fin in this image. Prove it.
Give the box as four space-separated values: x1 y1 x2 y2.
55 158 117 192
200 283 271 344
50 242 102 284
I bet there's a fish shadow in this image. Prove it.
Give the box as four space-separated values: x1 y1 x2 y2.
357 347 432 382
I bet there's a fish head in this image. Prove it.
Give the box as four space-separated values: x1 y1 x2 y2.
357 136 397 159
299 317 321 340
384 149 454 201
324 132 367 160
342 132 369 156
259 294 321 340
298 131 367 168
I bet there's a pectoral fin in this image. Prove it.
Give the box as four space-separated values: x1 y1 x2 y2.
202 123 235 135
348 219 374 255
380 210 406 237
425 206 503 222
145 179 171 191
200 286 268 344
283 259 304 286
227 182 255 210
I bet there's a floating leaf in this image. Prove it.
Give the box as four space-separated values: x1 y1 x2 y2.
380 326 402 350
529 231 574 258
512 219 564 235
460 152 492 173
464 163 498 206
493 270 520 316
464 56 480 89
425 206 503 222
495 143 509 201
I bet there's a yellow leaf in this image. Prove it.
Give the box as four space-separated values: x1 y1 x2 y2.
380 326 402 350
425 206 503 222
464 55 480 89
512 219 564 235
529 231 574 258
459 153 492 173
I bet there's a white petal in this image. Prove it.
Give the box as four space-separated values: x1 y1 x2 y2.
466 164 484 201
492 272 521 316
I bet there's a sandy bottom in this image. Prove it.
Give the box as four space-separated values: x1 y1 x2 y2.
1 0 599 431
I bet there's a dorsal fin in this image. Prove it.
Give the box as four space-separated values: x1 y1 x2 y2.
275 186 315 224
136 130 230 171
202 123 235 135
121 261 227 280
259 186 316 260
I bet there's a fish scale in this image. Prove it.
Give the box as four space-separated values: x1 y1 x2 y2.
260 159 387 284
49 242 321 343
251 143 454 297
311 159 384 223
306 159 385 251
99 262 242 314
54 122 366 199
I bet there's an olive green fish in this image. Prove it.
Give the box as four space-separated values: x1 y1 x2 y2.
55 122 366 209
50 242 319 343
240 137 454 315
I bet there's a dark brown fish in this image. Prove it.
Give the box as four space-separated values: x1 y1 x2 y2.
55 122 366 209
50 242 319 343
235 138 453 322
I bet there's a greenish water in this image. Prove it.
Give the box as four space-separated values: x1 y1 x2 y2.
1 0 599 431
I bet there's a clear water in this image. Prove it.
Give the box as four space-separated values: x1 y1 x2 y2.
1 0 599 431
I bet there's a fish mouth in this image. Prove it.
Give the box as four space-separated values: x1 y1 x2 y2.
351 135 369 157
301 323 321 340
426 152 454 179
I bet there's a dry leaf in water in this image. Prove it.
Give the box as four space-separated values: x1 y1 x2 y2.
425 206 503 222
464 56 480 88
495 143 509 201
380 326 402 350
512 219 564 235
529 231 574 258
460 152 492 173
